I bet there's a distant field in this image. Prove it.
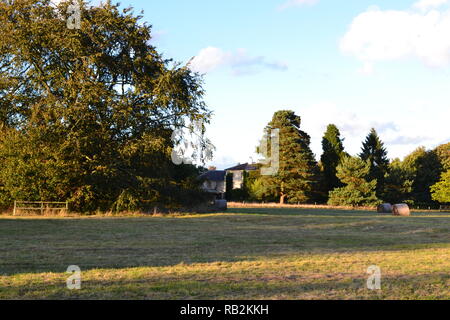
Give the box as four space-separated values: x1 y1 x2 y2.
0 207 449 300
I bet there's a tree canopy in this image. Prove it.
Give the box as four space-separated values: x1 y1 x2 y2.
0 0 211 211
435 142 450 171
402 147 442 204
382 158 413 204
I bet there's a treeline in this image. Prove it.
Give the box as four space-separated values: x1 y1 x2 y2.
228 110 450 207
1 2 448 213
0 1 210 212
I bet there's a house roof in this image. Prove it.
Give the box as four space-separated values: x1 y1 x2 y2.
199 170 226 181
225 163 258 171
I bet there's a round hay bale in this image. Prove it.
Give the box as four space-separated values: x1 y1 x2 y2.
377 203 393 214
392 204 410 216
214 199 227 210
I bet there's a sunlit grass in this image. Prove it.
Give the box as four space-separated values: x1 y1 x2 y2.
0 207 449 299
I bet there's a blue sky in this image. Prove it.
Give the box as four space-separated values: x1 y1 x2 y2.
104 0 450 168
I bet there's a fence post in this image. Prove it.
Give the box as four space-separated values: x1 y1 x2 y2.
40 201 44 215
13 200 16 216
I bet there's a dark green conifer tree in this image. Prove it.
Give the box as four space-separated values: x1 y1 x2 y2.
258 110 320 204
320 124 346 197
359 128 389 197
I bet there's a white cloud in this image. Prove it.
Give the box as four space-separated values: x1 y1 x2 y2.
413 0 450 11
387 135 432 145
340 4 450 71
189 47 230 73
278 0 319 11
189 47 287 75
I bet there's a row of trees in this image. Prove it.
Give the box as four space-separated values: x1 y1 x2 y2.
235 110 449 207
1 2 447 212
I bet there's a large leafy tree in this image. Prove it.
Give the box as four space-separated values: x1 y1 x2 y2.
403 147 442 204
0 1 211 211
258 110 319 204
435 142 450 171
381 146 445 206
328 156 380 207
382 158 413 204
431 170 450 204
320 124 346 197
359 128 389 197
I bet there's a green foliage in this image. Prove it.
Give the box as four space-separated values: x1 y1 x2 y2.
248 177 265 201
359 128 389 197
431 170 450 204
435 142 450 171
320 124 346 197
111 189 141 213
380 144 447 206
328 156 380 207
257 110 320 204
248 177 279 203
382 158 413 204
225 172 233 201
227 188 248 202
0 1 211 211
243 169 274 202
163 175 212 210
226 170 259 202
403 147 442 204
243 168 274 202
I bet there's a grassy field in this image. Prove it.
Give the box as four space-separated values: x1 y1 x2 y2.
0 207 449 300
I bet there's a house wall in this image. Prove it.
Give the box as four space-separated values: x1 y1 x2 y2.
228 170 244 189
216 181 226 194
202 180 226 194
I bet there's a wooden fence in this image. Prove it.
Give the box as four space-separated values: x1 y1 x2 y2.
13 201 68 215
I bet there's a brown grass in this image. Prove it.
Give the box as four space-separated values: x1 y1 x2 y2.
228 202 444 213
229 202 378 211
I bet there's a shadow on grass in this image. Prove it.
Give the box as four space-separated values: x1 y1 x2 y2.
0 207 449 275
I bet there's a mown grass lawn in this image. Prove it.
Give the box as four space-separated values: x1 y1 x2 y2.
0 207 449 300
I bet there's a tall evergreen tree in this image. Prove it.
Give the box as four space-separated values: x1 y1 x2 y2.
359 128 389 197
321 124 345 196
258 110 319 204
